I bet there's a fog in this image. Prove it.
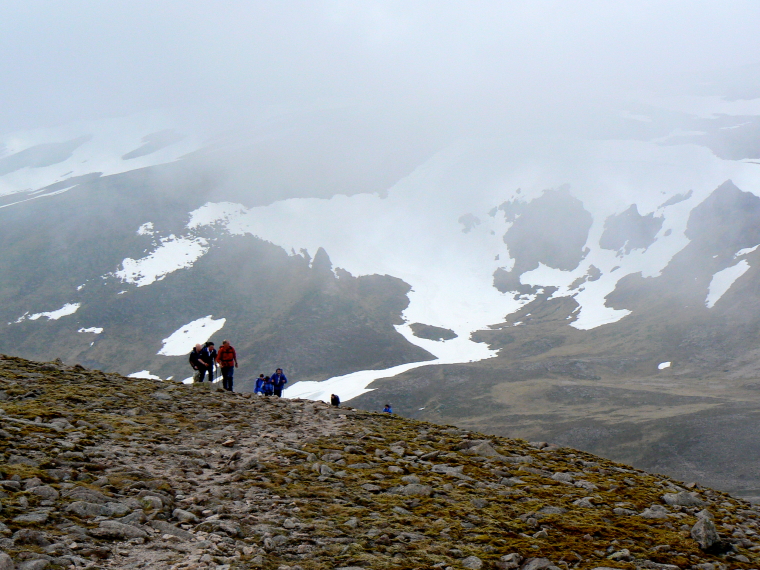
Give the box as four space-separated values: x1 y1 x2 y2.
2 1 760 137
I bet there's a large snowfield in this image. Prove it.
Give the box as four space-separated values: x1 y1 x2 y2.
5 94 760 400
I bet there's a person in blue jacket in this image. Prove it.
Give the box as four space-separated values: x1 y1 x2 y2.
271 368 288 397
254 374 265 394
383 404 393 414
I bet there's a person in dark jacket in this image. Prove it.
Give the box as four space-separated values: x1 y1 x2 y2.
189 344 210 382
330 394 340 407
216 340 238 391
271 368 287 397
254 374 265 394
200 342 217 383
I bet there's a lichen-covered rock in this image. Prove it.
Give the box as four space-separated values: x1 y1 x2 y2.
462 555 484 569
691 517 721 551
663 491 705 507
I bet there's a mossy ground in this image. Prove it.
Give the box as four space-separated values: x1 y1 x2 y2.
1 354 759 569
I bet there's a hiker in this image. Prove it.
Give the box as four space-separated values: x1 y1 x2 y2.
330 394 340 407
254 374 265 394
262 375 274 396
216 340 238 392
383 404 393 414
200 342 217 383
271 368 288 397
188 344 206 382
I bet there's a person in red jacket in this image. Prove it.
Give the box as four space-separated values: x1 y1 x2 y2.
216 340 238 391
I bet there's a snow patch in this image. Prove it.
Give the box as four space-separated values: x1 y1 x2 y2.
15 302 81 323
658 361 671 370
187 202 249 229
127 370 161 380
706 260 750 308
158 316 226 356
114 235 209 287
78 327 103 334
735 244 760 258
137 222 154 236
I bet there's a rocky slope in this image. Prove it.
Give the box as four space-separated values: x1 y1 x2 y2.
1 355 760 570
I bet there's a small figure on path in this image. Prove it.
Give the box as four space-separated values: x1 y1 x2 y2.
330 394 340 407
189 344 205 382
383 404 393 414
216 340 238 391
271 367 288 397
262 376 274 396
200 342 217 383
254 374 265 394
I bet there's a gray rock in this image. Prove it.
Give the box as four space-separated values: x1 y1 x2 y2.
501 455 534 464
319 464 335 476
521 558 554 570
497 553 523 570
102 502 131 517
551 472 574 483
139 495 162 510
634 560 680 570
89 521 148 540
399 483 432 497
0 552 13 570
401 475 420 484
392 506 412 516
536 506 566 517
12 529 51 546
13 511 49 524
172 508 199 523
467 442 502 458
149 520 195 541
662 491 705 507
691 517 720 550
608 549 632 561
613 507 636 516
572 497 595 508
471 498 488 509
65 501 105 518
360 483 382 492
30 486 59 501
282 518 299 529
63 487 109 504
640 505 670 519
430 464 474 481
120 510 146 525
462 555 483 569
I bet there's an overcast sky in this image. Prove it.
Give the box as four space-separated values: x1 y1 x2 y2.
2 1 760 134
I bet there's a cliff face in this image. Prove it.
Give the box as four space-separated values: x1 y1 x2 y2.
1 354 759 570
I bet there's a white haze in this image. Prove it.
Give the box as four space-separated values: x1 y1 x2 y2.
2 1 760 137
